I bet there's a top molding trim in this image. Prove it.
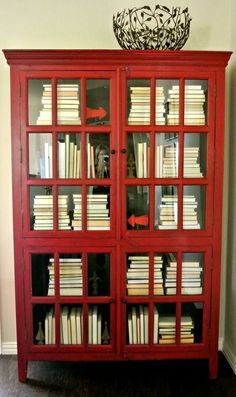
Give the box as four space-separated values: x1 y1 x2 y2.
3 49 232 68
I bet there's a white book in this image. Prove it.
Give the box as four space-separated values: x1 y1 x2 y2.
153 305 159 344
70 307 77 344
76 306 83 344
128 311 133 344
132 306 137 344
61 306 69 344
139 305 144 344
144 305 149 344
58 141 66 178
92 305 98 344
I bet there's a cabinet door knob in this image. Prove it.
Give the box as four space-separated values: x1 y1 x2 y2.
121 299 127 304
121 148 127 154
110 149 116 154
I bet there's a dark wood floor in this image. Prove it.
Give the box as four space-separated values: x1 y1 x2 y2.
0 353 235 397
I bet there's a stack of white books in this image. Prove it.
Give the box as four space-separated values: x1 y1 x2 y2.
128 86 150 125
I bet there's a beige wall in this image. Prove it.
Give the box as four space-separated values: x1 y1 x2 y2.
0 0 233 357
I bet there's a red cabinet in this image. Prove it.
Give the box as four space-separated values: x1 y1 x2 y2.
3 49 231 381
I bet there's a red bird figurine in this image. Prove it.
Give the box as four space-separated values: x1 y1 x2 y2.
86 106 107 120
128 214 149 227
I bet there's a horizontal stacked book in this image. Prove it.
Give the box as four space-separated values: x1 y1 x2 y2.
37 83 81 125
126 255 149 296
33 194 70 230
158 194 178 230
158 314 195 344
128 305 149 344
181 261 203 295
60 306 83 344
48 257 83 296
154 255 164 295
71 194 110 230
166 85 206 125
184 147 203 178
155 86 166 125
156 144 178 178
183 195 200 229
58 134 81 178
163 254 177 295
164 255 203 295
128 86 150 125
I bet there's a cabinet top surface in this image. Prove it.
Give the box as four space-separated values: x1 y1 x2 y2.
3 49 232 68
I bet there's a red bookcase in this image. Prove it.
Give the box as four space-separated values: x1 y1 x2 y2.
3 49 231 381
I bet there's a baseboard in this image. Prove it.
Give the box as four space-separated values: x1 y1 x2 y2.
222 339 236 374
1 342 17 355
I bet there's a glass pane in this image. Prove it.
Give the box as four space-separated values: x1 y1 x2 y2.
154 254 164 295
33 304 55 345
126 254 149 296
155 185 178 230
31 253 52 297
127 133 150 178
88 304 110 345
154 303 176 344
87 134 110 178
86 80 110 125
182 253 204 295
127 80 150 125
28 79 52 125
127 186 149 230
60 305 83 345
58 133 81 178
184 80 208 125
58 254 83 296
30 186 53 230
184 133 206 178
156 79 180 125
155 133 178 178
183 186 205 229
86 186 110 231
57 80 81 125
181 302 203 344
29 133 52 178
127 304 149 344
88 253 110 296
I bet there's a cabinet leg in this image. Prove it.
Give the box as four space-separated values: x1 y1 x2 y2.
18 356 28 382
208 353 218 379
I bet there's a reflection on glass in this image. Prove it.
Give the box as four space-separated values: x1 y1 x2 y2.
155 185 178 230
86 186 110 231
182 253 203 295
184 133 206 178
31 253 52 297
127 304 149 344
60 305 83 344
126 254 149 296
154 254 165 295
127 80 150 125
86 80 110 125
57 80 81 125
181 302 203 343
156 79 180 125
184 80 208 126
155 133 178 177
58 186 81 231
29 133 52 178
154 303 176 344
33 304 55 345
87 134 110 178
163 253 177 295
28 79 52 125
30 186 53 230
58 133 81 178
88 253 110 296
183 186 205 229
127 186 149 230
88 304 110 345
127 133 150 178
